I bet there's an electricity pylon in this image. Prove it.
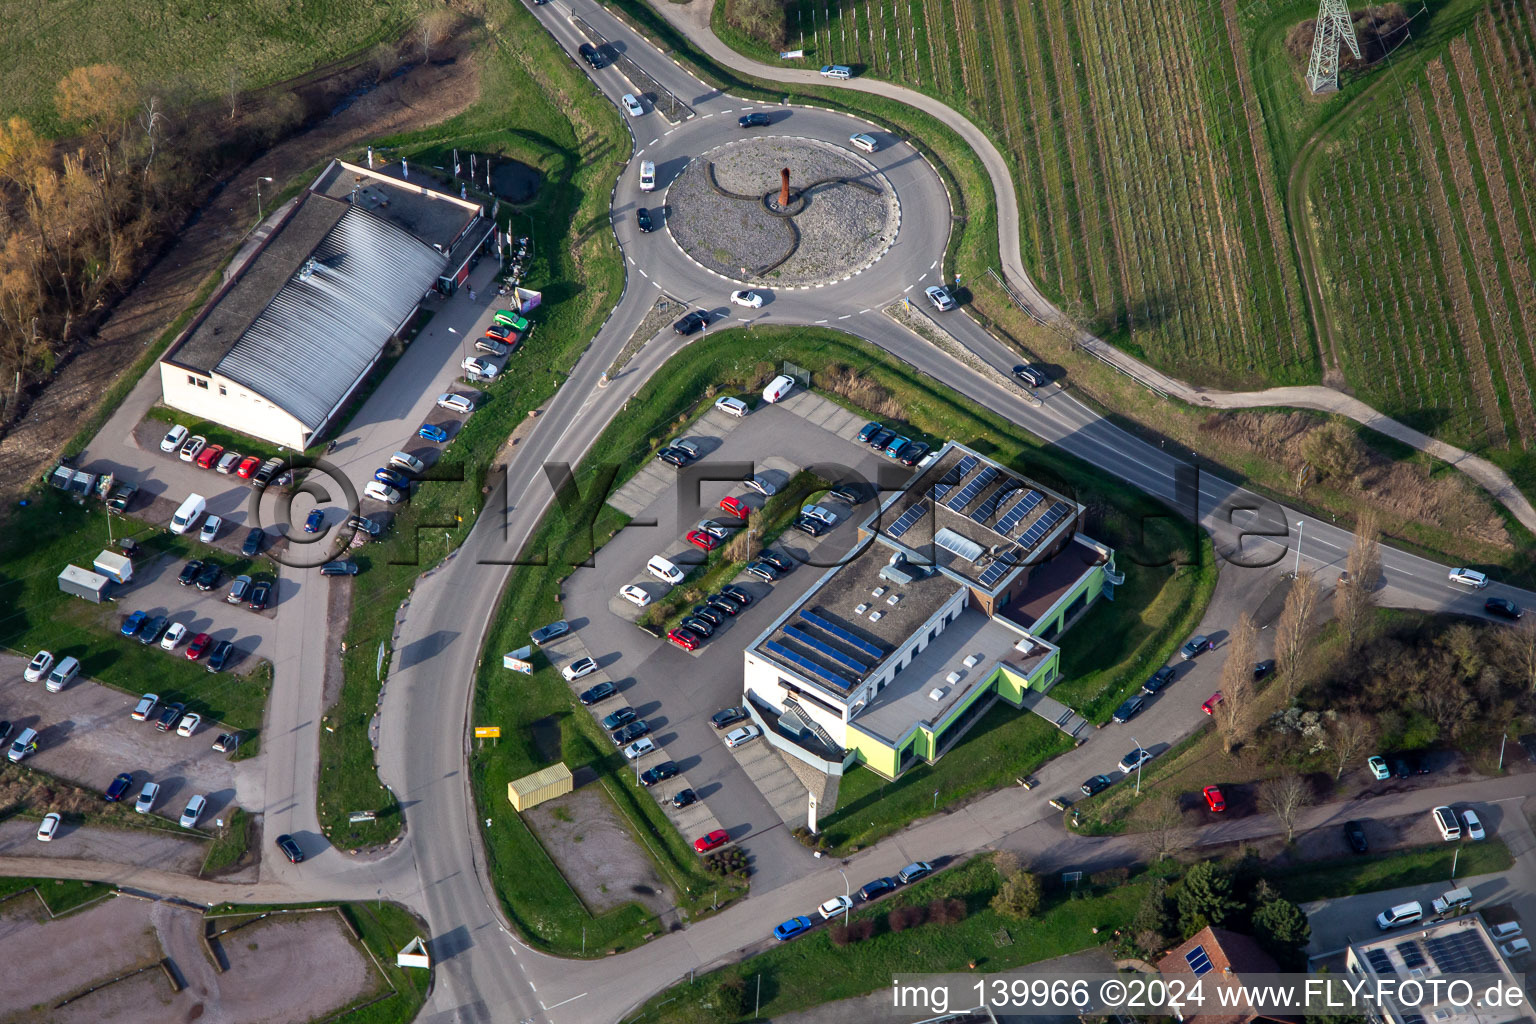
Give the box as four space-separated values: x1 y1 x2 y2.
1307 0 1363 94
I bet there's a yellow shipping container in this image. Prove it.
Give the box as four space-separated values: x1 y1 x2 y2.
507 763 573 811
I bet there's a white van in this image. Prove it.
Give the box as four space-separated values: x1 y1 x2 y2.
762 374 795 404
45 656 80 693
7 727 38 763
1376 901 1423 930
1433 805 1462 841
639 160 656 192
819 64 852 80
647 555 684 585
714 396 748 418
1431 886 1473 915
169 493 207 535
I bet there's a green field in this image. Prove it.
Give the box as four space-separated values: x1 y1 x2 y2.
0 0 433 136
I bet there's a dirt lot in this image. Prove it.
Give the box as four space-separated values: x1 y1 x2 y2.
1 654 249 819
525 786 675 919
0 819 207 874
0 895 381 1023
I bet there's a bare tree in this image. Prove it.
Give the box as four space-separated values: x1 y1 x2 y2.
139 96 164 177
1339 511 1382 647
1139 791 1184 861
226 72 241 120
1274 569 1320 700
1324 713 1376 780
1259 774 1311 841
1214 613 1258 752
1506 617 1536 696
419 9 456 63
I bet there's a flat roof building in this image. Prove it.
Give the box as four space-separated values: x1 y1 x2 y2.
157 158 495 449
1344 915 1528 1024
743 441 1120 780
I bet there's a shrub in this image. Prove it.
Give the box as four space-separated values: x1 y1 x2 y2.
847 918 876 942
991 870 1043 921
1091 867 1131 888
829 923 850 947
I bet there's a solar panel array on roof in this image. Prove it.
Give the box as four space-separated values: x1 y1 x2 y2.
1425 931 1497 974
946 466 998 512
1185 945 1213 975
935 528 984 563
784 625 870 674
800 610 884 659
765 640 857 690
1017 501 1072 548
977 550 1018 588
1366 948 1395 975
971 478 1024 525
1396 942 1427 969
888 504 928 539
929 456 976 502
995 490 1044 537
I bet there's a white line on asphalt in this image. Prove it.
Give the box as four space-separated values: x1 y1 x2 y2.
929 260 937 269
627 256 635 266
508 944 518 955
638 268 649 278
918 272 927 282
664 128 676 135
838 314 851 319
649 138 659 145
721 108 733 113
815 318 828 324
904 284 914 292
859 308 871 314
544 993 588 1011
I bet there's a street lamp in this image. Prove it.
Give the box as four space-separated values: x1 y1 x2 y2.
837 867 850 904
1292 520 1305 578
256 176 274 220
1132 736 1145 796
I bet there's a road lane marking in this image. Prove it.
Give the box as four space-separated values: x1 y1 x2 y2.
815 318 828 324
929 259 937 269
544 993 588 1011
838 314 851 319
649 138 659 145
918 272 927 282
859 308 871 314
903 284 914 292
638 268 649 277
627 256 635 265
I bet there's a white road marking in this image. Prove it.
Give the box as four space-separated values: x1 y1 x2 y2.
649 138 659 145
858 308 871 314
918 272 927 282
544 993 588 1011
721 108 733 113
638 268 649 278
627 256 635 266
815 318 828 324
903 284 914 292
838 314 851 319
929 260 938 269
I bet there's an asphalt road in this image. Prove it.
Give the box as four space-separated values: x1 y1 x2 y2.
17 1 1536 1023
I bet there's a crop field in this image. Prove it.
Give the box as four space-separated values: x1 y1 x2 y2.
0 0 432 134
1308 0 1536 455
779 0 1318 389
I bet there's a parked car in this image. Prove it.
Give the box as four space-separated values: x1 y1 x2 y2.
180 794 206 829
476 336 509 356
37 813 61 841
156 702 185 732
578 682 616 705
179 435 207 462
1344 819 1369 853
613 721 650 745
131 694 159 721
135 781 160 813
160 424 189 452
1118 747 1154 773
758 550 793 573
744 561 779 582
1112 695 1145 723
138 615 169 645
793 516 827 537
681 616 715 637
602 707 638 731
800 504 838 525
304 508 325 533
1181 635 1214 660
647 556 685 585
374 467 411 489
656 446 689 467
194 443 224 470
640 761 679 787
1080 774 1113 796
731 289 764 308
105 481 137 511
898 442 931 466
1200 691 1224 715
364 481 404 504
247 579 273 610
437 393 475 415
747 474 778 497
719 585 753 606
1253 659 1275 681
530 620 570 645
105 772 134 802
120 609 147 637
160 622 187 650
866 426 896 450
1202 785 1226 812
858 877 897 902
671 789 698 809
1367 755 1390 780
623 737 655 760
719 495 752 519
690 605 723 627
673 310 711 335
694 829 730 853
774 915 813 941
216 450 241 474
276 833 305 863
461 356 498 381
619 584 651 607
706 597 738 618
687 529 722 552
711 707 748 730
213 733 239 754
818 896 853 920
236 455 261 478
857 421 885 444
898 861 933 884
1462 808 1486 840
195 561 222 591
227 574 252 604
1142 666 1175 695
186 633 212 660
241 528 265 557
206 641 235 673
24 651 54 682
724 725 760 748
418 423 450 443
884 437 911 460
321 561 359 576
738 112 771 127
561 657 598 682
667 627 702 651
714 396 749 417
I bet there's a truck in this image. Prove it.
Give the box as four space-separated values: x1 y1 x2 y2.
92 550 134 584
58 564 112 603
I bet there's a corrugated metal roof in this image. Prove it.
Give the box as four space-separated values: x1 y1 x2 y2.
508 763 573 795
215 204 446 432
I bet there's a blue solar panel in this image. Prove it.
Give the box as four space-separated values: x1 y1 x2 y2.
994 490 1043 536
929 456 976 501
888 504 928 538
766 641 857 690
946 466 998 512
977 550 1018 588
928 482 953 502
1185 945 1213 976
971 479 1024 525
1018 501 1071 547
800 610 883 659
784 626 870 674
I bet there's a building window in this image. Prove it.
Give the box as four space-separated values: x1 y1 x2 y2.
186 374 208 389
218 385 227 396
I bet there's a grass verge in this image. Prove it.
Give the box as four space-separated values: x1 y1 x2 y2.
629 853 1142 1024
201 807 251 875
1274 839 1514 904
0 877 108 916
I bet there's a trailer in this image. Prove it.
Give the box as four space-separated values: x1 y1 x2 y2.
58 565 112 603
92 550 134 584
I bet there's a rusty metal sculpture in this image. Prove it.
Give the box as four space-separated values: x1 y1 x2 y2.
779 168 791 208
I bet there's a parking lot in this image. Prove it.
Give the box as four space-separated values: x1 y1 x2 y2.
2 654 250 823
111 551 281 665
561 389 912 892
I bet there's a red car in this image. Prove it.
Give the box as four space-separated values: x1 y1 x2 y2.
687 529 721 552
236 455 261 478
1201 691 1224 715
694 829 729 853
719 495 752 519
1202 785 1226 812
194 443 224 470
185 633 213 660
667 627 701 651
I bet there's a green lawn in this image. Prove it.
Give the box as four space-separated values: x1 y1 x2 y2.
821 708 1073 853
316 0 628 850
0 877 109 916
337 902 434 1024
1274 839 1514 904
631 854 1143 1024
201 807 251 875
0 489 272 734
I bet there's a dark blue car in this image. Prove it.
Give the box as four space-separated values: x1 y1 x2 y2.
104 772 133 802
374 468 411 489
774 915 814 941
120 610 147 637
418 423 450 443
304 508 325 533
858 877 897 902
